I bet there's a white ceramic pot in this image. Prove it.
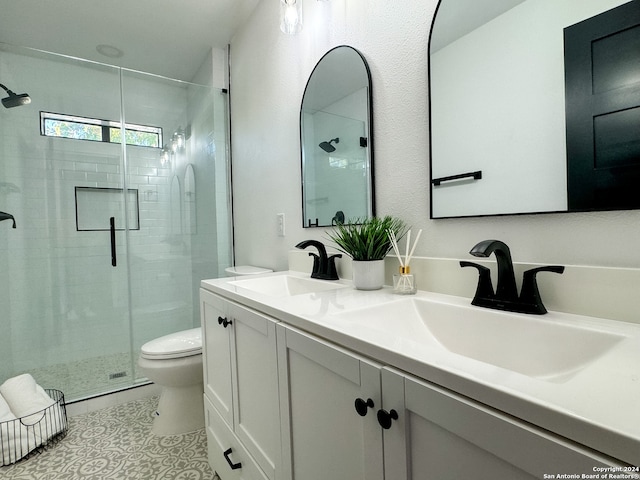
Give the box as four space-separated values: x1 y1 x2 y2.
352 260 385 290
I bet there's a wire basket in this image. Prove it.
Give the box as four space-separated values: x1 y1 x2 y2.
0 389 68 466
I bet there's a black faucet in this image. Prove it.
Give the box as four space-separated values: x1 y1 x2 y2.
0 211 16 228
295 240 342 280
469 240 518 302
461 239 564 314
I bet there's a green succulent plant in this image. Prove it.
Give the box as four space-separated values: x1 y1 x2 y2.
326 216 407 261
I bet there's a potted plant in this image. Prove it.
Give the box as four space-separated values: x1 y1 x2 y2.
327 216 407 290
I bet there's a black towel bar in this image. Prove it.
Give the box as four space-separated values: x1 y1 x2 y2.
432 170 482 186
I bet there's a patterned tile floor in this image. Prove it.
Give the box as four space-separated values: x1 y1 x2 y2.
0 396 220 480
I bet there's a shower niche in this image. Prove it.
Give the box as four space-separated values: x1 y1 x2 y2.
75 187 140 231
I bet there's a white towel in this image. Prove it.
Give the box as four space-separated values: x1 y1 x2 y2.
0 392 41 465
0 374 55 424
0 393 16 423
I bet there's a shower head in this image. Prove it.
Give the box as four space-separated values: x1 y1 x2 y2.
319 137 339 153
0 83 31 109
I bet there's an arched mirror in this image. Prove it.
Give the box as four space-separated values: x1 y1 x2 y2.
429 0 640 218
300 45 375 227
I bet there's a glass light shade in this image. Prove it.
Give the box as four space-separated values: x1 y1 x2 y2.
173 128 185 150
280 0 302 35
160 145 171 166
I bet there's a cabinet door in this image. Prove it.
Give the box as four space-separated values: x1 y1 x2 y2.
382 368 621 480
277 325 383 480
201 289 234 426
205 395 269 480
229 303 282 480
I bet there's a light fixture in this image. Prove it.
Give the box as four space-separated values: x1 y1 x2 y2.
173 128 185 150
280 0 302 35
160 145 171 166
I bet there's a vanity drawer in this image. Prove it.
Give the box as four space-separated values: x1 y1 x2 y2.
204 395 269 480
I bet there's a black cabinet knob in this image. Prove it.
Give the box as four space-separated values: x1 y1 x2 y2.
377 408 398 429
218 316 232 328
354 397 374 416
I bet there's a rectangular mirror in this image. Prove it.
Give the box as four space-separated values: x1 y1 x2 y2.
429 0 639 218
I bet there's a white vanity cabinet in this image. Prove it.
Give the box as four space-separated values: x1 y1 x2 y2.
275 325 621 480
200 277 633 480
276 324 384 480
381 368 621 480
201 290 233 425
201 289 282 480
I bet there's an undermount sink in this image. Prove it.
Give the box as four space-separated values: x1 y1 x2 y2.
328 298 626 382
229 275 348 297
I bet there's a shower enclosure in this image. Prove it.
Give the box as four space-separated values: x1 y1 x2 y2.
0 43 233 402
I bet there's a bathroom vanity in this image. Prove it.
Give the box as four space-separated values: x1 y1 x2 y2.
200 271 640 480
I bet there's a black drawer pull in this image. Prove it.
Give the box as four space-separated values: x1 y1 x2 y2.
223 447 242 470
377 408 398 429
354 397 374 416
218 316 232 328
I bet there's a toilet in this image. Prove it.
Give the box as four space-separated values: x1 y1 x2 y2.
138 327 204 436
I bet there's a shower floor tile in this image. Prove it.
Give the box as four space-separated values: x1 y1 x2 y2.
21 352 142 402
0 396 220 480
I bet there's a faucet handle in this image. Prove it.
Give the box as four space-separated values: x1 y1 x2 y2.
307 252 321 277
323 254 342 281
460 261 494 301
519 266 565 314
307 252 342 280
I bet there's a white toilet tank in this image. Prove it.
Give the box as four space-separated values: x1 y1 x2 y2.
225 265 273 276
140 327 202 360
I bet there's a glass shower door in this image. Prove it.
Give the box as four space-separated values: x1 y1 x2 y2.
0 44 135 400
121 70 234 377
0 43 234 402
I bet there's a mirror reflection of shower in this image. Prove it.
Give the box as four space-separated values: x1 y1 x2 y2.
0 82 31 108
319 137 339 153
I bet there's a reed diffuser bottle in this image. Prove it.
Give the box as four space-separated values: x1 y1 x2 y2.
388 228 422 295
393 265 417 295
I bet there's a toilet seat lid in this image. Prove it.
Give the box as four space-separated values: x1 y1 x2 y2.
141 327 202 359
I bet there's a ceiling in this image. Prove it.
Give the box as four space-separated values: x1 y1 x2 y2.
0 0 260 82
431 0 526 53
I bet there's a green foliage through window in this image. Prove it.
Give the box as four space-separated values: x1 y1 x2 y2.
40 112 162 148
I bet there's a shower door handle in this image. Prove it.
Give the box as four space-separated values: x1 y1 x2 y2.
110 217 117 267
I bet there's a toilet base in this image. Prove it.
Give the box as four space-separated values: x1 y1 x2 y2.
152 382 204 436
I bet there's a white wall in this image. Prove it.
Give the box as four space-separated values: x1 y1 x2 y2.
229 0 640 282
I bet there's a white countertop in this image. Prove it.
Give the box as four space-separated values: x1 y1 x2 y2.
201 271 640 466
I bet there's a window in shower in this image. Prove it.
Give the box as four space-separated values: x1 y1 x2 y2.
40 111 162 148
